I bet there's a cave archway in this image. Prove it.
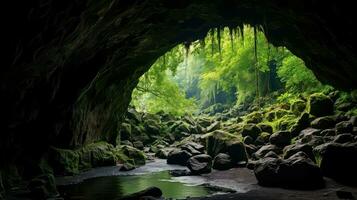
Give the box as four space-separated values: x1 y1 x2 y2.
1 0 357 180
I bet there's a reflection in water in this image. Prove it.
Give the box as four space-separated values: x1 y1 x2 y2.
59 171 212 200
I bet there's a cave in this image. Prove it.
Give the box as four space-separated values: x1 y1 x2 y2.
1 0 357 199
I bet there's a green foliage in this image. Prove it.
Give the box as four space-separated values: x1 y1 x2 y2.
131 25 330 115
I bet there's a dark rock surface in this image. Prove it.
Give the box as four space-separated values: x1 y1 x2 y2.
187 154 213 175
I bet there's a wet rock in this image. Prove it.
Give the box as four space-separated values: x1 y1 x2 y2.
283 143 314 161
169 169 191 177
337 102 355 112
269 131 291 147
167 149 192 166
126 108 142 123
333 133 354 143
119 145 146 166
308 93 334 117
213 153 233 170
311 116 336 129
49 147 80 175
253 144 282 159
204 130 240 157
241 124 262 140
254 152 324 189
120 122 132 141
290 112 310 137
335 121 353 135
314 142 357 184
155 148 173 159
119 163 135 171
206 121 221 132
187 154 212 174
350 116 357 126
120 186 162 200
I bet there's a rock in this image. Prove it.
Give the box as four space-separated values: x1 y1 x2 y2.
126 108 142 123
264 151 279 158
28 174 58 199
203 130 240 157
350 116 357 126
119 163 135 171
241 124 262 140
335 121 353 134
213 153 234 170
253 144 282 159
290 99 306 114
206 121 221 132
187 154 212 174
169 169 191 177
321 129 336 136
336 190 354 199
255 132 271 145
120 187 162 200
311 116 336 129
246 160 258 170
155 148 173 159
226 141 248 164
166 149 192 166
49 147 80 175
315 142 357 184
133 141 144 150
337 102 355 112
299 127 322 138
308 93 334 117
119 145 146 166
254 152 324 189
269 131 291 147
257 123 273 134
184 142 205 153
121 140 133 146
245 144 258 157
243 136 254 145
245 112 263 123
290 112 310 137
333 133 354 144
283 143 315 161
120 122 132 141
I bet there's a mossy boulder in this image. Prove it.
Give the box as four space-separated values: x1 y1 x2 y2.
255 132 271 145
203 130 242 158
118 145 146 166
311 116 336 129
308 93 334 117
119 122 132 141
290 112 310 137
290 100 306 114
241 124 262 140
257 123 273 134
245 111 264 124
84 142 116 167
269 131 292 147
49 147 80 175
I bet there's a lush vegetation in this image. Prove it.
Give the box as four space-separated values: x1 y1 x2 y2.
131 25 330 115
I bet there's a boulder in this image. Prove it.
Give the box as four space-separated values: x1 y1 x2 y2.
119 163 135 171
335 121 353 134
120 122 132 141
350 116 357 126
308 93 334 117
187 154 212 174
206 121 221 132
203 130 240 157
255 132 271 145
311 116 336 129
290 112 310 137
269 131 291 147
120 187 162 200
28 174 58 199
119 145 146 166
254 152 324 189
253 144 282 159
169 169 191 177
243 136 254 145
333 133 354 144
49 147 79 175
167 149 192 166
241 124 262 140
226 141 248 164
320 129 336 136
155 148 173 159
264 151 280 158
290 99 306 114
314 142 357 184
283 143 315 161
213 153 234 170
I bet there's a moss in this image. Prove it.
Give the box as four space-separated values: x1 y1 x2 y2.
202 130 242 157
308 93 333 117
84 142 116 167
49 147 80 175
290 99 306 115
245 111 263 123
117 145 146 166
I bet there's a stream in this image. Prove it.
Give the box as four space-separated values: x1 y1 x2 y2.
57 159 256 200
